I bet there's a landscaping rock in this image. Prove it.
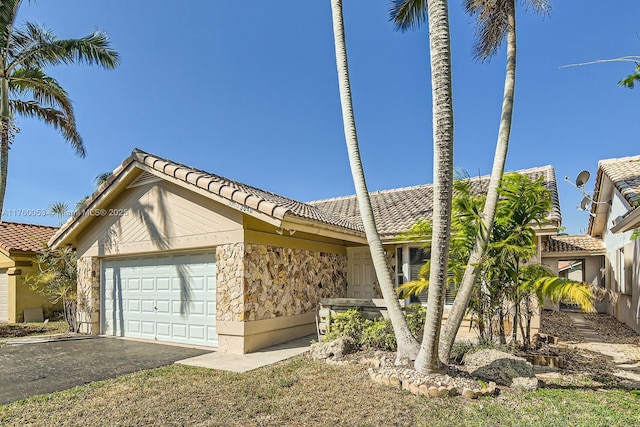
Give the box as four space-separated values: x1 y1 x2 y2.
462 388 478 399
463 349 538 390
308 336 357 360
511 376 539 392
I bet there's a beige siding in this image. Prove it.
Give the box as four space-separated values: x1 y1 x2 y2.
76 180 244 258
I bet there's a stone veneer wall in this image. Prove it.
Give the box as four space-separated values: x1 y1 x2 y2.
76 256 101 334
216 243 246 322
243 244 347 321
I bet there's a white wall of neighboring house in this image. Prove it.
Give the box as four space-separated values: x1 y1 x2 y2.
601 190 640 332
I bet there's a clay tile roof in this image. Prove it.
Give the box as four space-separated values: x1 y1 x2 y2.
51 149 562 245
309 165 562 238
542 235 605 254
599 155 640 208
0 221 58 254
128 150 363 232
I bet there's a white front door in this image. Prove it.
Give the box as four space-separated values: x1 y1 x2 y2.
347 247 377 299
102 252 217 347
0 271 8 322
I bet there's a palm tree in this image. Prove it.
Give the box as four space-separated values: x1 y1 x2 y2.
331 0 419 363
392 0 551 363
49 201 69 226
330 0 420 363
0 0 120 218
391 0 455 373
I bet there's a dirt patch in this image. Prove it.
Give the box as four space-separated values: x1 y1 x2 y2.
536 310 640 388
0 321 68 339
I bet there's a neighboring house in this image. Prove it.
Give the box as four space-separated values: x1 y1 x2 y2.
0 222 59 323
49 149 561 353
541 235 606 311
585 155 640 332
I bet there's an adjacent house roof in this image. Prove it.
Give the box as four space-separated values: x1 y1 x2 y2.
542 235 605 255
309 165 562 238
50 149 563 247
589 155 640 234
0 222 57 255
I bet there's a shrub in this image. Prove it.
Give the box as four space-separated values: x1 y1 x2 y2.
322 309 366 343
405 304 426 340
361 318 396 351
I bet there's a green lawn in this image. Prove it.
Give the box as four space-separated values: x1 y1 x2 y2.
1 357 638 427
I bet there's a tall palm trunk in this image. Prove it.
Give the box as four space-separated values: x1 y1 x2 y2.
0 116 9 218
438 0 516 363
414 0 454 374
330 0 419 362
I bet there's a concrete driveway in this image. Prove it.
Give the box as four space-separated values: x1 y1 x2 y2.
0 337 210 405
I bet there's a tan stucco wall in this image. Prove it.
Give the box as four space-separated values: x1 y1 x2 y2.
70 175 353 353
0 252 61 323
74 180 244 259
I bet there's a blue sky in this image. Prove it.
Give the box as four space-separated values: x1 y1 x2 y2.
5 1 640 234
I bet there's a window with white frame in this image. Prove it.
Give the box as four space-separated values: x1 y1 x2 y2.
396 245 455 305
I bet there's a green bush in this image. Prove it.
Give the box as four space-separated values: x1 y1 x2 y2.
405 304 426 340
361 318 397 351
322 309 366 343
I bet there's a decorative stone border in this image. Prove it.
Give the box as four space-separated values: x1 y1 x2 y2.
366 367 497 399
322 357 497 399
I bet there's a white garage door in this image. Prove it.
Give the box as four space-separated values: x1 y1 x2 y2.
0 271 8 322
102 252 217 347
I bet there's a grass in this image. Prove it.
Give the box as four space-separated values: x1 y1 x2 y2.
1 357 639 427
0 321 68 339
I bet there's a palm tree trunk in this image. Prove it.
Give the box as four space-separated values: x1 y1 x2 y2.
330 0 419 362
0 116 10 219
414 0 454 374
438 0 517 363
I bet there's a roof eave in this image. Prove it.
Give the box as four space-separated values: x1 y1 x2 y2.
281 215 366 244
541 250 606 258
610 206 640 234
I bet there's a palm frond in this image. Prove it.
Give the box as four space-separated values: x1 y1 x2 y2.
465 0 510 61
11 99 85 157
389 0 428 32
10 26 120 71
0 0 21 58
94 172 111 187
10 67 74 115
523 276 595 313
397 278 429 298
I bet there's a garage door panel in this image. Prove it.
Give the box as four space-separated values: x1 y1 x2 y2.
157 278 170 290
102 252 217 347
0 272 8 322
189 325 205 340
127 300 140 312
156 323 170 337
172 324 187 337
190 301 205 315
156 300 171 314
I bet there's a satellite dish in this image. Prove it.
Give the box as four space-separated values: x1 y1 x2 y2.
575 170 590 188
580 196 591 211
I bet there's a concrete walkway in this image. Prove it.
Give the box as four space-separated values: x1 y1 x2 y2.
176 335 314 373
